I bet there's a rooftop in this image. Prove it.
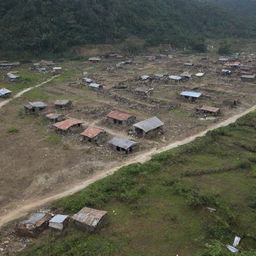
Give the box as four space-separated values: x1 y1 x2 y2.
88 83 102 88
180 91 202 98
54 118 83 131
107 110 134 121
133 117 164 133
49 214 69 224
0 88 12 96
169 75 182 81
72 207 107 227
197 105 220 113
108 136 138 150
54 100 71 106
81 127 105 138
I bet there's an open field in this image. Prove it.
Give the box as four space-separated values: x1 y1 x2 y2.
4 108 256 256
0 43 256 254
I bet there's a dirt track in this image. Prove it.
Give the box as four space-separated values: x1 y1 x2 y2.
0 75 59 109
1 103 256 228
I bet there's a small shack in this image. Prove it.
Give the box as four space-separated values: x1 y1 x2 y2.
241 75 256 82
218 57 229 63
140 75 151 81
16 212 51 237
88 57 101 63
195 72 205 78
184 62 193 66
45 113 66 123
221 69 232 75
80 127 107 145
196 105 220 116
169 75 182 82
107 110 136 125
49 214 69 231
7 72 19 81
82 77 93 83
72 207 107 232
0 88 12 98
52 66 62 74
54 100 72 109
180 72 192 80
180 91 202 101
108 136 138 154
88 83 103 89
54 118 83 133
24 101 48 114
134 87 154 98
133 117 164 137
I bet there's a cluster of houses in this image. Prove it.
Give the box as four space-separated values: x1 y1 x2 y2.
16 206 107 237
23 100 165 153
32 60 62 74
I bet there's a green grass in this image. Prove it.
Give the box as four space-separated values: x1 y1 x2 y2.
19 111 256 256
43 134 62 145
7 127 19 134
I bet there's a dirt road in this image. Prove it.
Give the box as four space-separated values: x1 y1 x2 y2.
0 103 256 228
0 75 59 109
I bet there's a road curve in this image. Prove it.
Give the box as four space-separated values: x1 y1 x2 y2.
0 104 256 228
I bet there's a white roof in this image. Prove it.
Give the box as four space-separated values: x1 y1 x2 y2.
180 91 202 98
169 75 182 81
195 72 205 77
0 88 12 96
89 83 102 88
50 214 69 224
7 73 19 79
141 75 150 80
83 77 92 83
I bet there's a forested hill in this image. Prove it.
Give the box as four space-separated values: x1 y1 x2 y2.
211 0 256 20
0 0 255 54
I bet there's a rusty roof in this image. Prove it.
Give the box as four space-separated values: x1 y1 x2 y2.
81 127 105 138
17 213 51 230
54 118 83 131
107 110 134 121
72 207 107 228
197 105 220 113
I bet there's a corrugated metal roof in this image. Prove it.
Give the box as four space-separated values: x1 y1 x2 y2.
0 88 12 96
169 75 182 81
54 100 71 106
20 213 47 226
133 117 164 133
7 73 19 79
180 72 192 78
46 113 65 120
180 91 202 98
108 136 138 150
197 105 220 113
88 83 102 88
81 127 105 138
72 207 107 227
52 66 62 70
29 101 48 108
82 77 92 83
241 75 255 79
195 72 205 77
107 110 134 121
135 87 154 93
222 69 232 73
141 75 150 80
89 57 101 61
49 214 69 224
54 118 83 131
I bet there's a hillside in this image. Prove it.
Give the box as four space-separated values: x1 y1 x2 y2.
0 0 255 55
16 110 256 256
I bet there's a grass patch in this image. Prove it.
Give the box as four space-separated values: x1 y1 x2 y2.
7 127 19 134
43 134 62 145
19 111 256 256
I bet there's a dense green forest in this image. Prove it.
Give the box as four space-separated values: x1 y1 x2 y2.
0 0 255 55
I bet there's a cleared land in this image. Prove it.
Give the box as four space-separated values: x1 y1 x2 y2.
7 110 256 256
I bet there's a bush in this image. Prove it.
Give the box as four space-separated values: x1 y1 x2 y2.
7 127 19 133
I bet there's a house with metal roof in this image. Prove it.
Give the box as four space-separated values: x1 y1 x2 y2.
7 72 19 81
195 72 205 77
0 88 12 98
16 212 51 237
49 214 69 231
88 57 101 63
82 77 93 83
196 105 220 116
24 101 48 114
107 110 136 125
72 207 107 232
169 75 182 81
80 127 107 145
140 75 151 81
108 136 138 154
180 91 202 101
54 100 72 109
54 118 83 133
133 117 164 137
52 66 62 74
241 74 256 82
221 69 232 75
88 83 103 89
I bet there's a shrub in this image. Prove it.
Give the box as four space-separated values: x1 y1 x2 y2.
218 41 232 55
7 127 19 133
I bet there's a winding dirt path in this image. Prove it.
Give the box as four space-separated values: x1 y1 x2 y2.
1 104 256 228
0 75 59 109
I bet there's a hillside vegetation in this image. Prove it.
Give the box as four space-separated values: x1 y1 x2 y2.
19 111 256 256
0 0 255 55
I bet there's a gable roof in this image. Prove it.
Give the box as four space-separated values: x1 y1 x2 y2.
29 101 48 108
0 88 12 96
133 117 164 133
107 110 134 121
81 127 105 138
54 118 83 131
108 136 138 150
